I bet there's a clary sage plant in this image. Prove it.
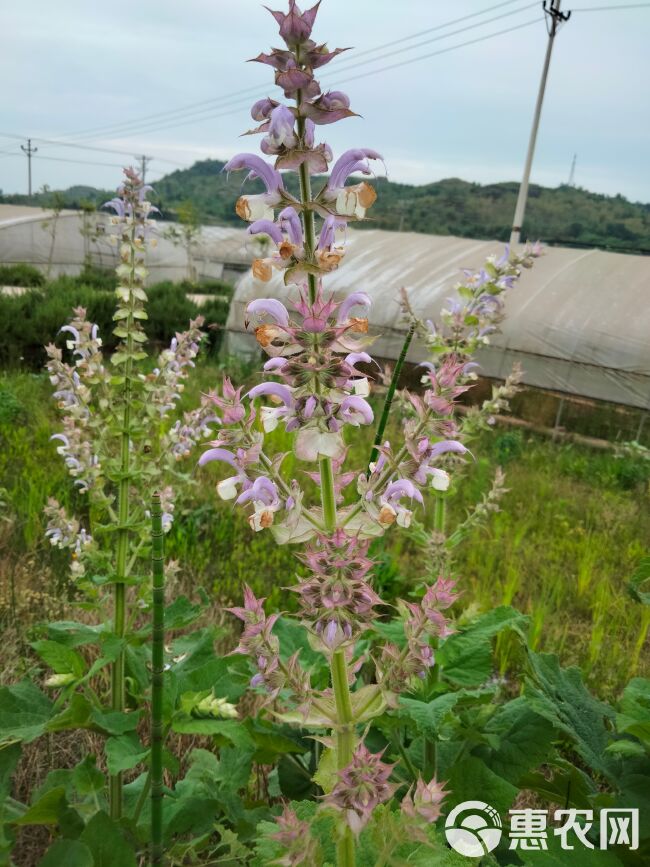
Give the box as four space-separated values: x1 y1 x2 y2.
44 168 212 819
196 2 540 864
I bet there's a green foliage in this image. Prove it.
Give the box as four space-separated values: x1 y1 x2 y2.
0 274 232 367
0 262 45 287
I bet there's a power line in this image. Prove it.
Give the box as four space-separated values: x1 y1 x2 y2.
326 17 544 89
49 12 546 145
53 0 536 144
573 3 650 9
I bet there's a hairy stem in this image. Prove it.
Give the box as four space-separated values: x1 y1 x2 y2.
296 90 355 867
150 493 165 866
109 218 137 820
367 323 415 475
331 649 356 867
423 495 446 779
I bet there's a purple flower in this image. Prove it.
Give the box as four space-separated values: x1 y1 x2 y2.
324 744 397 835
261 105 298 154
266 0 321 47
278 206 304 247
246 298 290 327
378 479 424 528
328 148 384 191
337 291 371 323
339 395 373 426
301 90 357 125
223 153 285 221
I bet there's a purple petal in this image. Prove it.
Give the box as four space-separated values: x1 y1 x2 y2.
278 206 303 247
248 219 284 245
328 148 383 190
247 382 294 406
223 153 284 193
337 291 371 322
246 298 290 326
198 447 239 468
429 441 468 458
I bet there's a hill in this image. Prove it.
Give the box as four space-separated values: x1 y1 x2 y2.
2 159 649 252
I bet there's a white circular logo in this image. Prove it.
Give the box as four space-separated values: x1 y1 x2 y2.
445 800 503 857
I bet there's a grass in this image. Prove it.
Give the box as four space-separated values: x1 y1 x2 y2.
0 363 648 698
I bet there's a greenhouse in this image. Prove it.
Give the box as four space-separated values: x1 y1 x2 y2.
0 204 252 285
228 228 650 410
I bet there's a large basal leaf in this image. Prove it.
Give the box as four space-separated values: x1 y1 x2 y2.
523 652 616 781
0 681 53 745
437 607 529 687
477 696 557 786
79 811 137 867
519 833 624 867
445 756 518 815
519 758 597 810
616 678 650 747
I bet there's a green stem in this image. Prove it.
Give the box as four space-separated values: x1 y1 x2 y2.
296 81 354 866
150 493 165 866
424 496 446 779
109 220 137 821
331 649 356 867
367 324 415 475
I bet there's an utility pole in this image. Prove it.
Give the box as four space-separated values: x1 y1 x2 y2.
21 138 38 200
510 1 571 245
139 154 152 184
567 152 577 186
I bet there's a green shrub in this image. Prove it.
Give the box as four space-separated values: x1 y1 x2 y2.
0 263 45 287
0 278 232 368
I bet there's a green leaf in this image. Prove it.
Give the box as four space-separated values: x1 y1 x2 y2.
523 651 616 780
46 694 94 733
171 716 253 749
478 697 557 785
438 606 528 686
38 839 94 867
627 556 650 605
519 833 624 866
616 677 650 747
164 596 203 630
172 632 248 702
31 640 86 678
399 692 470 739
79 811 137 867
523 767 595 814
43 621 102 648
0 744 21 799
90 708 140 736
0 681 53 744
313 747 337 793
15 787 67 826
274 617 329 680
72 755 104 796
105 734 148 776
446 756 518 814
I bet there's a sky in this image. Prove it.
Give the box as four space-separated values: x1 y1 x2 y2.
1 0 649 201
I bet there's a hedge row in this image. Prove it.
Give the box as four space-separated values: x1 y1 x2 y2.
0 270 233 367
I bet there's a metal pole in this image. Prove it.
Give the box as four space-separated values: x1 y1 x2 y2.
20 138 38 200
510 1 571 245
